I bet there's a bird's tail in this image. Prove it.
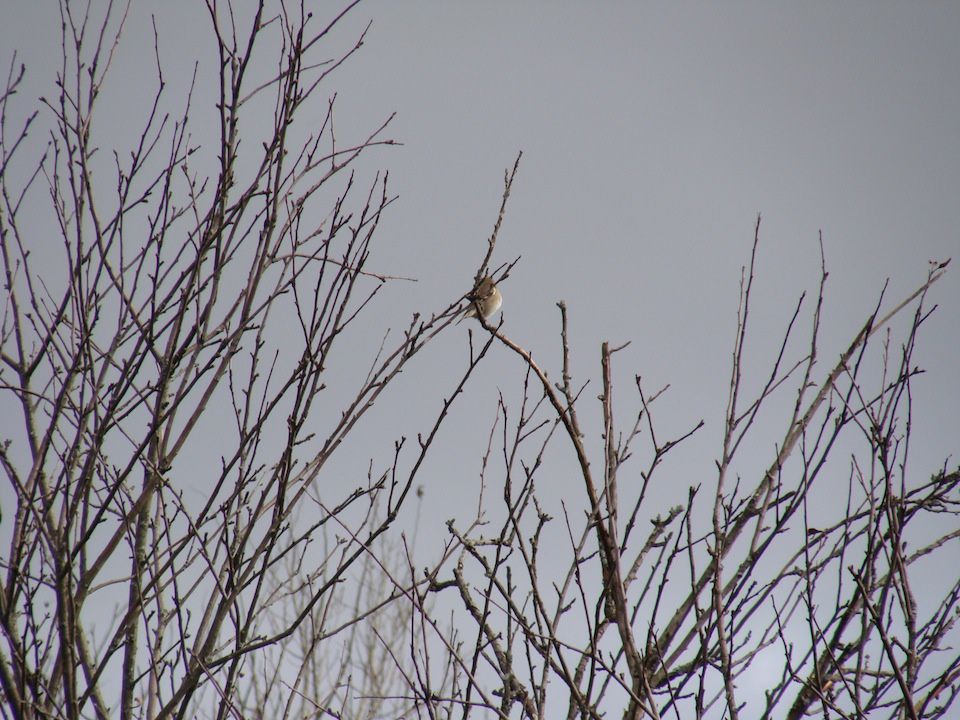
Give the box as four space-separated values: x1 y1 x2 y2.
456 305 477 325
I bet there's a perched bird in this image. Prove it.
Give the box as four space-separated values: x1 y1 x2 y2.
458 276 502 324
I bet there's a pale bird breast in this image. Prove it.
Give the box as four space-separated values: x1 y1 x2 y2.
484 288 503 316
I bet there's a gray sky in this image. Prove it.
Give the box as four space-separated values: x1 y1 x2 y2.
4 1 956 460
1 0 958 712
324 1 960 512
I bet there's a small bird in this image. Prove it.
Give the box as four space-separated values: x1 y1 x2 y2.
458 276 502 324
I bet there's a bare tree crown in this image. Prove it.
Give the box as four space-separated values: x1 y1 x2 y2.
0 3 957 719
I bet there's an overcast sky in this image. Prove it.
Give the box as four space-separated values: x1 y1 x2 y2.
3 0 958 560
327 1 960 519
4 0 958 557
